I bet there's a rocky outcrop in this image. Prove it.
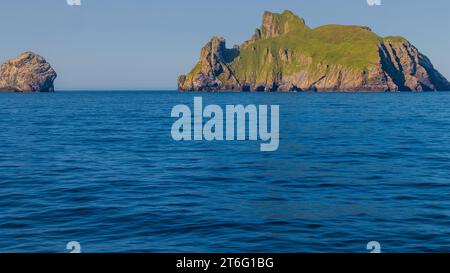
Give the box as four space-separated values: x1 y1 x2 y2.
378 40 450 91
179 10 450 92
0 52 57 92
178 37 241 91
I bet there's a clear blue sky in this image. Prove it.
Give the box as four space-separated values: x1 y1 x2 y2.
0 0 449 90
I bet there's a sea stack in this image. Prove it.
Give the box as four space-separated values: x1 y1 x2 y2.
179 10 450 92
0 52 57 92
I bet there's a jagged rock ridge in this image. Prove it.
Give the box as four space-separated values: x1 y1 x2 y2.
179 10 450 92
0 52 57 92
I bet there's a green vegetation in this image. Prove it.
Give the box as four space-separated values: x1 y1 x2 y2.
183 10 410 87
260 10 310 37
231 11 394 82
383 36 409 44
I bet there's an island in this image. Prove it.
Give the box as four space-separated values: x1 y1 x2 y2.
0 52 57 92
178 10 450 92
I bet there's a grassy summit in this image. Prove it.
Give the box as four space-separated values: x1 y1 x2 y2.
231 11 394 79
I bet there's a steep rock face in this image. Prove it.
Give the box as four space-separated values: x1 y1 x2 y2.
179 37 241 91
378 40 450 91
0 52 57 92
179 10 450 92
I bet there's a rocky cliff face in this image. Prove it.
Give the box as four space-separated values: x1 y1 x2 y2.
179 10 450 92
178 37 241 91
0 52 57 92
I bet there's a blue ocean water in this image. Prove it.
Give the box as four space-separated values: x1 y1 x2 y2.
0 91 450 253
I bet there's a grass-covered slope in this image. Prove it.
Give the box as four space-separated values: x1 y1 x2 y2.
179 10 450 92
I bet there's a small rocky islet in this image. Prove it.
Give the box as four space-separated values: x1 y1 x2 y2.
0 51 57 92
179 10 450 92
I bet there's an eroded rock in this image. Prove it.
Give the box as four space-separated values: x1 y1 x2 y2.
0 52 57 92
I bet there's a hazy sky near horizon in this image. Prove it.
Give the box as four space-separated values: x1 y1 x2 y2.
0 0 449 90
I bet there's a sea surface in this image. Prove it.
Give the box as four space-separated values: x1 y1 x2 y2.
0 91 450 253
